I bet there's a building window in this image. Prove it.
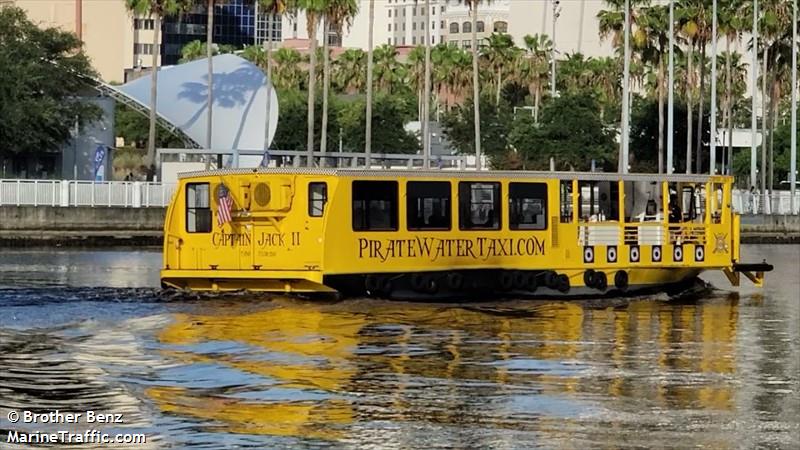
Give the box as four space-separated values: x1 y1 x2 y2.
389 24 392 32
449 22 459 34
402 37 406 45
388 9 392 17
476 21 485 33
309 182 327 217
432 21 435 30
509 183 547 230
134 18 155 30
463 40 472 49
432 6 436 14
462 21 472 33
413 21 416 30
459 182 500 230
186 183 211 233
412 36 416 44
412 7 416 15
407 182 451 230
441 20 445 29
440 36 445 44
494 21 508 33
449 40 458 46
352 181 398 231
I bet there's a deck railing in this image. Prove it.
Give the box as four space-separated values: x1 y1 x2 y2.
0 179 176 208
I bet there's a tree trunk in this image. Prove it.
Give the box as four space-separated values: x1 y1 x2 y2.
365 0 374 166
423 0 432 168
206 0 214 152
146 14 161 169
686 42 693 174
760 45 767 211
321 17 330 159
534 84 540 123
496 68 502 105
725 36 733 174
263 10 274 160
657 55 665 174
307 14 318 167
471 2 482 169
769 88 777 207
695 41 706 174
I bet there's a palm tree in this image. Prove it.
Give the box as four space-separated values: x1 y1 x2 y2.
455 0 491 169
179 39 206 62
365 0 374 165
124 0 183 169
678 1 699 173
415 0 433 168
272 47 305 90
295 0 326 166
373 44 406 92
718 0 745 174
321 0 358 157
483 33 518 105
408 46 427 122
335 48 365 92
638 5 670 173
258 0 288 163
521 34 552 123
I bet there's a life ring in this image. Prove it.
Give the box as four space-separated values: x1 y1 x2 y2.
583 246 595 264
584 269 597 287
365 274 381 292
513 271 530 290
410 273 426 292
422 275 439 294
557 274 571 293
607 246 618 263
526 273 538 292
592 271 608 290
694 245 704 262
545 271 558 289
614 271 629 290
499 271 514 291
674 245 683 262
630 246 640 263
652 245 662 262
446 272 464 290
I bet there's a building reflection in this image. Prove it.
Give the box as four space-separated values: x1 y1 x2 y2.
150 296 740 443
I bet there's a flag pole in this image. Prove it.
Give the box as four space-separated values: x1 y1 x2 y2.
667 0 675 174
710 0 718 174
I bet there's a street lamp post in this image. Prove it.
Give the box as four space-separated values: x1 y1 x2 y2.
667 0 675 174
620 0 631 174
550 1 560 99
750 0 759 190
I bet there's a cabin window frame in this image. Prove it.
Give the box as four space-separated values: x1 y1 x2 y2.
406 181 452 231
508 182 548 230
458 181 501 231
352 180 399 231
560 180 573 223
186 182 212 233
308 182 328 217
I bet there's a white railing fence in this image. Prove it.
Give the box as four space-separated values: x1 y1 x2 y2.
731 190 800 215
0 180 176 208
1 179 798 214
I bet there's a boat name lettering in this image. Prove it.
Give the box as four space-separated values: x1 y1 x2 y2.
212 231 301 247
358 236 546 262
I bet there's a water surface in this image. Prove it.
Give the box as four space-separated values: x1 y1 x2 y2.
0 246 798 448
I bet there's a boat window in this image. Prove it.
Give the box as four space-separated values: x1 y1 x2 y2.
560 180 573 223
186 183 211 233
308 182 327 217
352 181 398 231
459 182 501 230
407 181 451 230
579 180 619 222
509 182 547 230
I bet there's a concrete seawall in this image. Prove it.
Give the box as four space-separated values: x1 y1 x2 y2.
0 207 797 246
0 206 165 247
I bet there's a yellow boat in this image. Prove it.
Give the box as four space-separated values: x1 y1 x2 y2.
160 168 771 299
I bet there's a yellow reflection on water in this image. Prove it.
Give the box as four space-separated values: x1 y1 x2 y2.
149 297 740 440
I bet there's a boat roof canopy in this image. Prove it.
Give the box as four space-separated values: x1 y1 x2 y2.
178 167 727 184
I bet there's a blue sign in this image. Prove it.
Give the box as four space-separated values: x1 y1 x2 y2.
93 144 106 181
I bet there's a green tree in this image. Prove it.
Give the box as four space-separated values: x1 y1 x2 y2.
321 0 359 155
519 34 552 123
272 48 305 90
508 93 616 171
339 94 420 153
441 94 512 160
483 33 519 105
335 48 366 92
0 7 100 159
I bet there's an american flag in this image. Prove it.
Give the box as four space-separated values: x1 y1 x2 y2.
217 183 233 226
